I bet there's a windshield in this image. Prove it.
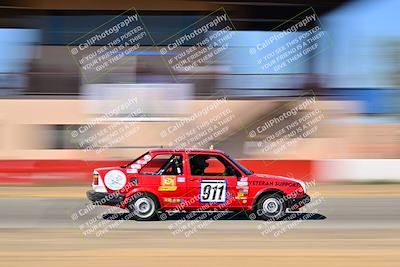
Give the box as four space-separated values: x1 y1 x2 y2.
225 154 253 175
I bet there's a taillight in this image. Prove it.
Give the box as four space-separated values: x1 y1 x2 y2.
93 173 99 185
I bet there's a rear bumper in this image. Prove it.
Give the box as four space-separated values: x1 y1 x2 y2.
86 190 125 205
287 194 311 211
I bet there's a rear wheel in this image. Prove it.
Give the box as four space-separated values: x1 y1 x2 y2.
256 193 286 220
127 193 159 221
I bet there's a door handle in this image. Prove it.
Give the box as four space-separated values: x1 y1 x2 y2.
189 178 199 182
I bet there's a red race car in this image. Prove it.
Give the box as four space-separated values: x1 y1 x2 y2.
87 149 310 220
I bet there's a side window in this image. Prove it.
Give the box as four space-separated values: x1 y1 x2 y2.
189 154 241 177
140 154 183 175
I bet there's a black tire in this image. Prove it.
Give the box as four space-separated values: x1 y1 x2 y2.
127 192 159 221
255 193 286 221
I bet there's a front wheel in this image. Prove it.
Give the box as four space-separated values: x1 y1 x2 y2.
256 194 286 220
127 193 158 221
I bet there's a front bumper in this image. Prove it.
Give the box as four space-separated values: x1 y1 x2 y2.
287 194 311 211
86 190 125 205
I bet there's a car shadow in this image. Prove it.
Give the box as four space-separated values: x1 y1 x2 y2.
102 211 326 221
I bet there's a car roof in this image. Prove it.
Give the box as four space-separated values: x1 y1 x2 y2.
148 148 225 155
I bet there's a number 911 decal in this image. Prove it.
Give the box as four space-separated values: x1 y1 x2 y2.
200 179 227 203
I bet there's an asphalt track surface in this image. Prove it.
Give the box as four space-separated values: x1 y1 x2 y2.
1 193 400 267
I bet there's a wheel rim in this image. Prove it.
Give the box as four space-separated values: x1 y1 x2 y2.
262 197 282 216
133 197 155 218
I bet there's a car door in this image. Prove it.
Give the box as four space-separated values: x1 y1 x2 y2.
137 153 187 208
185 153 243 209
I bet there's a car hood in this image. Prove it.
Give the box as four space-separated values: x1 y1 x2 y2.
254 173 300 183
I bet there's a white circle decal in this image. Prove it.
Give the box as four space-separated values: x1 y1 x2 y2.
104 170 127 190
144 155 152 161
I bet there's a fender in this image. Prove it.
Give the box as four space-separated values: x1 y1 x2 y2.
120 187 160 209
252 188 286 208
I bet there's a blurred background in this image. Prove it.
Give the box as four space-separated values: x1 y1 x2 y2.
0 0 399 184
1 1 400 267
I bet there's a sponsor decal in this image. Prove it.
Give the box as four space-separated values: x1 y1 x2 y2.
164 198 184 203
235 178 249 201
177 177 185 183
236 186 249 190
249 180 298 187
249 180 274 186
127 169 138 174
130 164 142 169
144 155 152 161
274 181 298 187
136 160 147 165
236 178 249 199
158 176 177 191
235 191 248 200
104 170 127 190
237 181 248 187
239 189 249 194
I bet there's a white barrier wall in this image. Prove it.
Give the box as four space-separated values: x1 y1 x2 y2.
315 159 400 181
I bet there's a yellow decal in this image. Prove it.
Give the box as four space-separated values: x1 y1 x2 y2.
158 176 177 192
158 186 178 191
164 198 183 203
